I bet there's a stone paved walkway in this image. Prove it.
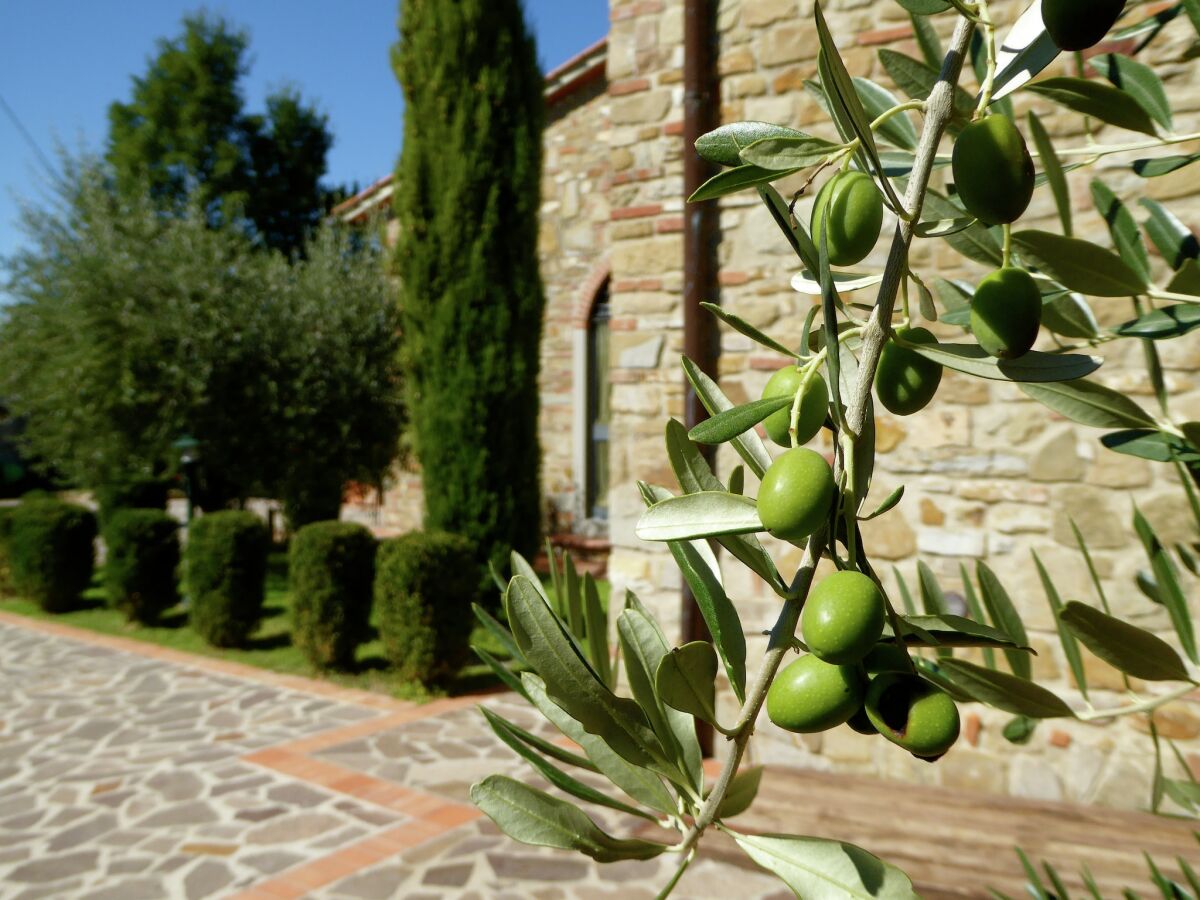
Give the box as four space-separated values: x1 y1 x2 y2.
0 614 789 900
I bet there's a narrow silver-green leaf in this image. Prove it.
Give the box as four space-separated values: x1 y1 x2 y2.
1090 53 1172 131
690 164 802 203
473 645 530 699
683 356 772 479
715 765 764 820
893 614 1031 650
1059 601 1192 682
667 536 748 703
1090 179 1151 287
1028 111 1071 237
862 485 904 521
1027 77 1157 136
1133 507 1198 664
472 602 527 667
637 491 762 541
878 48 974 121
701 301 797 358
564 552 584 641
757 185 822 275
1032 552 1087 700
506 577 668 772
696 122 814 167
655 641 719 725
977 561 1032 679
480 707 654 821
470 776 668 862
1013 229 1148 296
910 11 943 70
923 190 1003 266
960 564 996 670
583 573 611 688
1140 198 1200 271
852 77 918 151
616 608 703 792
732 831 919 900
1019 379 1155 430
522 673 678 814
688 396 793 445
1134 154 1200 178
937 659 1075 718
740 134 846 170
908 342 1101 383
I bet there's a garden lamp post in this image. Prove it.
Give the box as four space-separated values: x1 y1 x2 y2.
172 434 201 526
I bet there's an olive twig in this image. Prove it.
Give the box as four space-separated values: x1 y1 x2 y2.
1001 223 1012 268
1074 682 1197 721
973 0 998 118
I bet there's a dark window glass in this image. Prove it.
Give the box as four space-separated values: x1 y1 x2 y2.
586 284 610 520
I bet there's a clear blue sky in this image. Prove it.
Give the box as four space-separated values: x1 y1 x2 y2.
0 1 609 263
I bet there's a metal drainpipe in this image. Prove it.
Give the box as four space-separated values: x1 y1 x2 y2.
682 0 720 757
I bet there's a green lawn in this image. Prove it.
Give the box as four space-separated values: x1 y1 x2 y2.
0 554 609 701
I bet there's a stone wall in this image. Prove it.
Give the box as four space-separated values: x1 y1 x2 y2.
604 0 1200 808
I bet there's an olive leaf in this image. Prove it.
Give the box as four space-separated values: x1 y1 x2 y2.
1012 230 1148 296
1058 602 1193 682
977 562 1032 679
636 491 762 541
907 342 1101 383
688 396 794 445
1134 153 1200 178
701 302 797 358
1026 77 1158 136
1140 198 1200 271
1019 379 1156 430
877 49 974 122
739 135 847 170
1032 551 1088 701
731 831 919 899
988 0 1063 103
480 707 656 821
1090 179 1152 287
1133 507 1199 664
714 765 764 820
1116 304 1200 339
890 614 1032 650
697 122 814 167
1089 53 1172 131
655 641 719 725
684 356 773 479
1102 429 1200 464
470 776 669 863
936 659 1075 718
1028 111 1071 237
690 164 802 203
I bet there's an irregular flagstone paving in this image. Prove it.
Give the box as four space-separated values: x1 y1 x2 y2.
0 617 788 900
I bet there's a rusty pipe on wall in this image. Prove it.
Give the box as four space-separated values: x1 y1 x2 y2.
682 0 720 757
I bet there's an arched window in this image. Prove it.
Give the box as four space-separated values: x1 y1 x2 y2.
585 282 611 521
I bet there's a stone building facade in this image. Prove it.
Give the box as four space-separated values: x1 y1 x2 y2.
339 0 1200 809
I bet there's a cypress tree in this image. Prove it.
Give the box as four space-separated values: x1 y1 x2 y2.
392 0 545 574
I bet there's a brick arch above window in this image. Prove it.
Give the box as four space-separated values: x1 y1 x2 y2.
572 261 611 330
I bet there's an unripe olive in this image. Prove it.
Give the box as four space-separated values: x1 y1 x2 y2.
757 448 835 543
801 571 886 665
811 171 885 267
767 654 866 733
970 267 1042 360
865 673 961 760
1042 0 1125 50
761 366 828 447
951 117 1034 226
846 706 877 735
874 326 943 416
863 642 911 675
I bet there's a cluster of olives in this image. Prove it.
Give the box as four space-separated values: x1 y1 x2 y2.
767 571 961 760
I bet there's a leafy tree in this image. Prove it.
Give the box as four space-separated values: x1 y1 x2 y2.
106 13 332 256
0 157 402 522
392 0 546 573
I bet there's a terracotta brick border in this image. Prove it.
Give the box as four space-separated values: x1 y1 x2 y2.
0 611 489 899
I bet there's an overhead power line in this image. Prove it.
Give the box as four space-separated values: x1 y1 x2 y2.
0 93 57 178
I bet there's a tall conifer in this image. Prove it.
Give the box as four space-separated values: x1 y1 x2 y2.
392 0 545 572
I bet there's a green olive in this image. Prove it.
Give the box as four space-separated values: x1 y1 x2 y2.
801 571 886 665
863 642 912 675
757 448 835 543
767 654 866 733
811 171 885 267
970 267 1042 360
864 673 961 760
1042 0 1125 50
874 326 943 416
951 117 1034 226
761 367 828 447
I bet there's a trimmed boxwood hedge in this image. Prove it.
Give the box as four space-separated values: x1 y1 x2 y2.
289 520 376 670
104 508 180 624
8 499 97 611
375 530 477 685
186 510 269 647
95 475 170 526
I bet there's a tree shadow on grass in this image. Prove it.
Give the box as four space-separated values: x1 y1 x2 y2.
244 631 292 651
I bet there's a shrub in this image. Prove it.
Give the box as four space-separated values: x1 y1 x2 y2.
186 510 269 647
95 475 170 526
376 531 477 685
0 506 16 592
289 520 376 669
104 509 180 624
8 499 97 611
